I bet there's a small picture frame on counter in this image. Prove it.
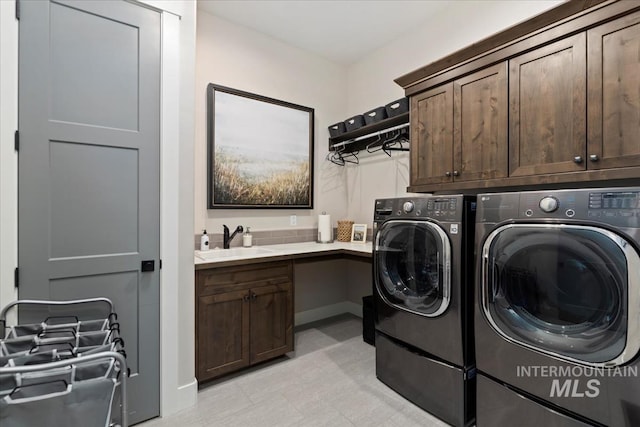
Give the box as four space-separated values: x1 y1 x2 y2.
351 224 367 243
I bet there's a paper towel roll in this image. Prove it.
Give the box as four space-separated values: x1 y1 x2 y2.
318 214 332 243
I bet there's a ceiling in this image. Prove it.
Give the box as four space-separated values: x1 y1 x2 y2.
197 0 451 65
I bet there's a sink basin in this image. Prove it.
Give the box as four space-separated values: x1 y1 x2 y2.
196 247 276 260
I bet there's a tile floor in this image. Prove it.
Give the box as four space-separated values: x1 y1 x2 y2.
139 314 450 427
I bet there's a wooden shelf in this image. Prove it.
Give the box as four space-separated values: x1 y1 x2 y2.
328 112 409 152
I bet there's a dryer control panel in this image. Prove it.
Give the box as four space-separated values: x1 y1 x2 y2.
515 189 640 228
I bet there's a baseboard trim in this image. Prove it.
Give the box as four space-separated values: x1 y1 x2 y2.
295 301 362 326
161 378 197 417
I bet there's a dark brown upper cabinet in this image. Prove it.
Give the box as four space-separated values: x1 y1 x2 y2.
411 84 454 186
587 10 640 170
509 34 587 177
410 64 508 187
399 1 640 193
454 63 508 181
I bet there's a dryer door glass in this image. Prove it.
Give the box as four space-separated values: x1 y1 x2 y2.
482 224 639 366
375 220 451 317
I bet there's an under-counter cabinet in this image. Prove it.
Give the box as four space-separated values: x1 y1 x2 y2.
196 261 294 382
410 63 507 186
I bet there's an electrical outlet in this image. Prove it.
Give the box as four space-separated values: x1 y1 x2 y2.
290 215 297 226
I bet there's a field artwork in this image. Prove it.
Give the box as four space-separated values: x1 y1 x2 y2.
208 85 314 208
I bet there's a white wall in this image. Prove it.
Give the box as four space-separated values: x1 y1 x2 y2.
195 12 349 235
344 0 564 226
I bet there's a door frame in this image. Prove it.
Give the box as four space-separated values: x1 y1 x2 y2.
0 0 197 418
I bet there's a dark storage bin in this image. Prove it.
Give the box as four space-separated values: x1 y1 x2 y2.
328 122 346 138
362 295 375 346
344 115 365 132
363 106 388 125
385 97 409 117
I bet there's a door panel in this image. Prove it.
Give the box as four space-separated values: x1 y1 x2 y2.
454 62 508 181
18 1 160 423
49 141 139 257
197 290 250 381
50 1 139 130
411 84 454 186
250 283 293 364
587 11 640 169
509 34 587 176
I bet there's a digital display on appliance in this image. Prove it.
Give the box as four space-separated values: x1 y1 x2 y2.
428 199 456 211
589 192 639 209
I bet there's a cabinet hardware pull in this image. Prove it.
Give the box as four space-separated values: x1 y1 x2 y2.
445 171 451 177
453 170 459 177
251 293 257 301
243 294 250 302
573 156 583 164
589 154 599 162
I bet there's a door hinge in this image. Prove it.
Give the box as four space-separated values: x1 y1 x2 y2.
14 268 19 288
15 0 20 20
14 130 19 151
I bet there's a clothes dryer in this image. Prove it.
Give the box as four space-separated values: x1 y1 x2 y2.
373 195 476 427
475 187 640 426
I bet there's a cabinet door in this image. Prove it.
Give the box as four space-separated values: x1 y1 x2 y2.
453 63 508 181
587 10 640 170
410 84 454 186
509 34 587 176
197 289 250 381
249 282 293 365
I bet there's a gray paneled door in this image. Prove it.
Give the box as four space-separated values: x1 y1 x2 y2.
18 0 160 423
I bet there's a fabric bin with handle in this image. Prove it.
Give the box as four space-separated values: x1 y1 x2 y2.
385 98 409 117
363 106 387 125
344 115 365 132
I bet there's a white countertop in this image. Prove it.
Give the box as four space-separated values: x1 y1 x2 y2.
195 241 373 266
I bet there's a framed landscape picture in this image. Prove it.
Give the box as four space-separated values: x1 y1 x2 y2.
207 84 314 209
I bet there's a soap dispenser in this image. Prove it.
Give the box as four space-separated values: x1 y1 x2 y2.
200 229 209 251
243 227 253 248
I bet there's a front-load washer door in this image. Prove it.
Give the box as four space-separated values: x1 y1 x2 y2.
375 220 451 317
482 224 640 366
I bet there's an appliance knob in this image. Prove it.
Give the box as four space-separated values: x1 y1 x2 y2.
403 201 415 213
539 196 559 213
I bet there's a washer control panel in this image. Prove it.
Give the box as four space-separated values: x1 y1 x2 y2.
374 197 463 223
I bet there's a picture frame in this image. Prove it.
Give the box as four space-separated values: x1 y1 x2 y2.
207 84 314 209
351 224 367 243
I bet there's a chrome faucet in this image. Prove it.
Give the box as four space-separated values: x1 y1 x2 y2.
223 225 244 249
